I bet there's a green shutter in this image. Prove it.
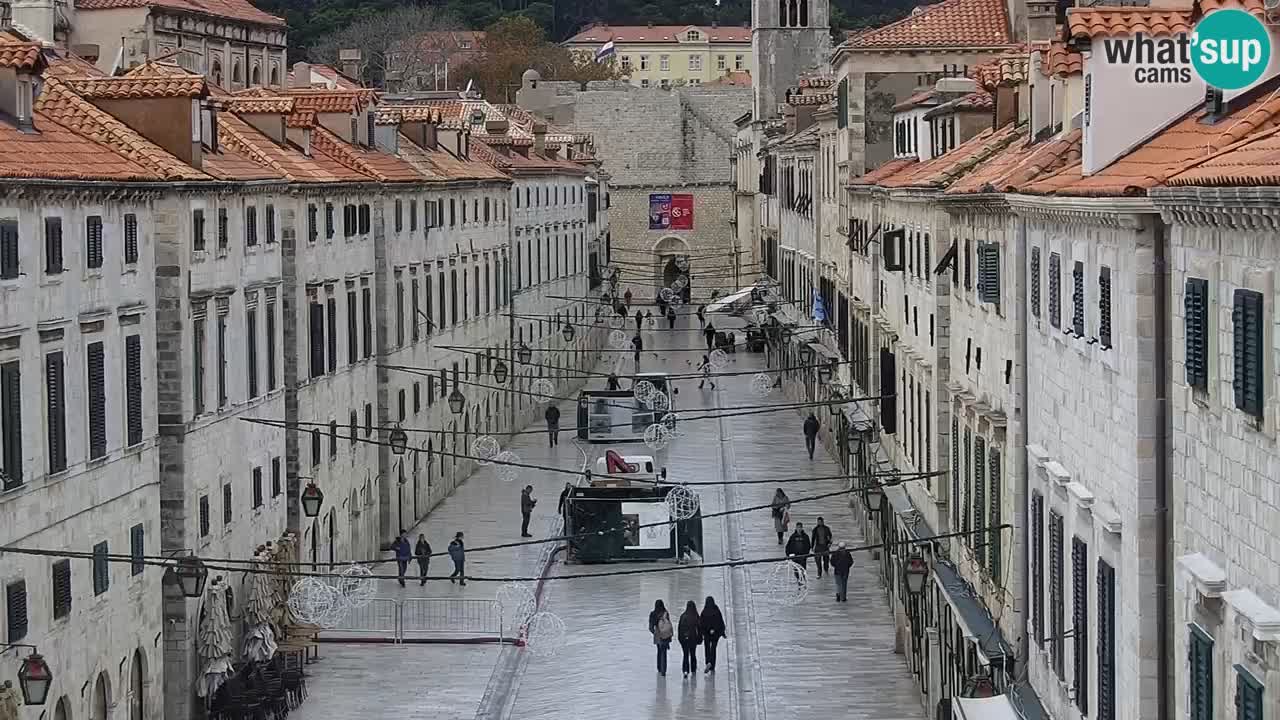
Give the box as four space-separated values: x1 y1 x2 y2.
1072 260 1086 336
1232 289 1264 418
973 435 986 558
1235 665 1264 720
1072 537 1089 714
1185 278 1209 390
951 417 960 531
1099 265 1113 348
1190 626 1214 720
988 449 1002 578
1098 560 1116 720
1032 493 1044 647
837 78 848 129
1049 252 1061 328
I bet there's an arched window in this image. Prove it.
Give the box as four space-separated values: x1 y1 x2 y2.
269 65 279 86
210 59 223 87
232 59 243 86
779 0 787 26
92 673 111 720
789 0 798 27
55 697 71 720
129 650 146 720
250 64 261 85
800 0 808 26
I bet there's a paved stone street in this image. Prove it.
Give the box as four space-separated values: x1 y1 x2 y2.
292 311 922 720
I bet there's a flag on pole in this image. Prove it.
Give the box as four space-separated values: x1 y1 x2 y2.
594 40 616 63
812 290 826 324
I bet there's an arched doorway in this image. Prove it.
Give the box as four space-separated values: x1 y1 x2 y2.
92 672 110 720
128 649 146 720
652 236 692 303
55 696 71 720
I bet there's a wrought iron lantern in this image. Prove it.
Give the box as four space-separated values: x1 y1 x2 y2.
17 651 51 705
799 344 815 368
448 387 466 415
862 482 886 514
493 359 510 385
817 357 836 383
517 342 533 365
301 482 324 518
904 549 930 596
166 554 209 598
562 322 575 342
389 424 409 456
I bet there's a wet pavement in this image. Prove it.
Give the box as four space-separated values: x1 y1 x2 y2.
291 311 924 720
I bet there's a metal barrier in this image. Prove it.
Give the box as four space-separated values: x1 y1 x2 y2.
320 597 503 644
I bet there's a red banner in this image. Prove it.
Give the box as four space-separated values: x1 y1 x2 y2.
669 194 693 230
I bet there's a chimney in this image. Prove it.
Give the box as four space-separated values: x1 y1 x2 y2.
1024 0 1058 43
485 118 509 135
533 120 546 155
339 49 362 82
291 62 312 88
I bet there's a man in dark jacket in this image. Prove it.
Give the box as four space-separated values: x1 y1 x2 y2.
558 481 573 519
606 373 621 391
448 532 466 586
703 322 716 352
785 522 812 571
831 541 855 602
811 516 833 577
677 601 702 677
803 413 820 460
631 333 643 369
545 404 561 447
520 485 537 537
392 529 412 587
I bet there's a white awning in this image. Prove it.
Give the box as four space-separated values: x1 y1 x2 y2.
953 695 1022 720
706 286 755 313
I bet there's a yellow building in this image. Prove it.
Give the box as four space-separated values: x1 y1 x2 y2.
565 23 752 88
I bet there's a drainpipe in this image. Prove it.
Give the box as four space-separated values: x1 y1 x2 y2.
1016 213 1031 680
1153 215 1171 720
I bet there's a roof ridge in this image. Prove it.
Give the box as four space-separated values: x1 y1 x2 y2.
311 126 380 179
217 118 292 178
847 0 1014 49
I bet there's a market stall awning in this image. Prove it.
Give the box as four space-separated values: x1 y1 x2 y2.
806 341 841 361
952 695 1022 720
706 286 755 313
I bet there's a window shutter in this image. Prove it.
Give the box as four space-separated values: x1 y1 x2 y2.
882 228 904 271
125 334 143 446
962 428 971 537
86 215 104 269
362 288 373 358
217 208 228 249
45 217 63 273
1072 536 1089 714
193 208 206 250
124 213 138 264
988 449 1002 578
1097 560 1116 720
3 579 27 644
326 298 337 373
1049 253 1061 328
246 309 258 399
964 239 973 290
0 220 18 281
978 242 1001 304
1189 627 1214 720
347 290 359 363
972 435 986 557
90 542 108 595
130 524 144 575
949 417 958 528
266 300 276 391
1099 265 1112 348
0 361 17 489
87 341 106 459
1032 493 1044 648
1236 666 1263 720
307 204 317 242
271 457 281 497
51 560 71 618
46 351 66 474
395 199 403 232
1050 511 1065 679
223 482 232 524
1071 260 1085 336
311 428 321 466
1185 278 1209 390
245 205 257 246
309 302 325 379
199 494 209 536
265 204 275 243
1232 289 1265 418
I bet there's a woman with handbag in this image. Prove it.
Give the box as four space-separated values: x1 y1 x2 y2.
771 488 791 544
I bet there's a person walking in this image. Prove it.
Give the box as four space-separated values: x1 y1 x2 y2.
606 372 621 391
648 600 673 676
634 307 645 332
697 354 716 389
666 307 677 329
558 482 573 516
811 517 833 578
703 322 716 352
696 304 707 328
448 532 466 586
677 600 702 677
624 288 633 308
544 404 561 447
699 596 726 674
803 412 820 460
392 529 412 588
631 333 643 369
786 522 812 571
414 534 432 586
831 541 854 602
520 485 537 538
771 488 791 544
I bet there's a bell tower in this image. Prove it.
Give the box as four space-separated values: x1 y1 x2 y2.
751 0 832 120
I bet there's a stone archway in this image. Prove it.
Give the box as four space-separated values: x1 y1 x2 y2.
128 649 147 720
651 236 691 302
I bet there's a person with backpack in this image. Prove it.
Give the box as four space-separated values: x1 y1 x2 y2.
699 596 726 674
631 333 643 369
771 488 791 544
677 600 702 677
606 372 621 391
648 600 674 676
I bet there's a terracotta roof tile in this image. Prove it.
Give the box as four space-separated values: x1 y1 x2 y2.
845 0 1014 50
44 52 107 78
1066 7 1193 41
882 123 1023 188
708 70 751 86
404 136 507 182
799 76 834 88
1199 0 1267 16
850 157 919 187
1165 125 1280 186
1038 41 1082 77
788 92 833 106
219 96 295 114
1026 82 1280 195
286 110 316 128
283 89 379 114
946 128 1082 194
62 75 206 99
924 90 994 118
34 77 207 180
311 126 424 183
892 89 942 112
217 111 363 182
566 24 750 44
0 40 44 71
123 60 195 78
970 47 1029 88
0 112 159 181
75 0 284 26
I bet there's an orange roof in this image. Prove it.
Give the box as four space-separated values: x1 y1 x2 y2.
946 128 1082 194
220 96 296 114
1164 125 1280 186
311 126 424 183
1038 41 1082 77
1066 7 1193 40
283 88 379 113
883 123 1022 189
850 157 919 187
217 111 365 183
844 0 1014 50
893 89 941 112
44 52 106 78
0 39 44 71
970 47 1029 88
566 24 751 44
75 0 284 26
1026 83 1280 196
924 90 994 118
0 112 159 181
708 70 751 86
404 136 507 182
62 75 206 99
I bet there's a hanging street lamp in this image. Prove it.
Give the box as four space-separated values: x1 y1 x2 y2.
562 322 575 342
448 387 466 415
493 359 510 385
862 482 886 514
163 553 209 598
389 424 409 456
904 549 930 596
300 481 324 518
517 342 533 365
16 650 51 705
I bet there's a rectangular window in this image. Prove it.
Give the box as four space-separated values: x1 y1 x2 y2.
271 457 281 497
325 203 335 239
265 204 275 243
252 466 263 508
398 389 406 422
1233 288 1265 418
245 205 257 246
311 428 321 466
735 54 744 70
349 410 358 446
5 581 27 642
86 341 106 460
192 319 205 415
1185 278 1209 391
717 54 726 70
329 420 337 458
92 541 109 595
973 435 985 555
309 301 324 379
962 428 971 537
123 213 138 264
977 242 1000 304
86 215 104 269
222 482 232 525
660 55 670 71
410 200 418 232
1072 260 1085 336
216 208 228 250
362 288 373 359
1049 510 1065 679
1049 252 1062 328
411 279 420 343
199 494 209 536
1236 666 1264 720
358 204 370 235
1072 536 1089 715
364 403 372 437
640 55 649 70
395 199 403 233
1099 265 1113 348
125 335 143 446
345 290 358 364
1098 560 1116 720
1031 492 1044 648
689 54 702 71
1030 247 1041 318
413 382 421 413
450 270 458 326
51 560 71 619
216 312 227 407
193 208 207 251
326 296 337 373
396 281 405 346
130 524 144 575
962 239 972 290
265 301 276 391
45 217 63 274
246 308 259 400
987 448 1000 573
307 204 317 243
1190 627 1214 720
0 361 17 488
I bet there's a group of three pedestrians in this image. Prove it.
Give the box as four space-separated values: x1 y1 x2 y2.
390 529 468 587
648 596 727 677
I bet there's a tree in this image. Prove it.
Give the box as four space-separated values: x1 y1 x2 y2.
310 6 461 90
456 16 624 103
